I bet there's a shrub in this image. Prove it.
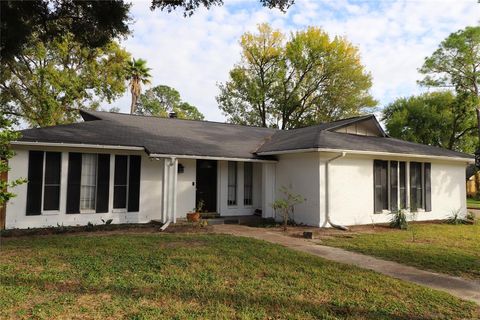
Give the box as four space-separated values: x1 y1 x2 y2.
445 209 469 225
389 209 408 229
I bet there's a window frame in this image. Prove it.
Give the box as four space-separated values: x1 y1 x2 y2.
113 155 130 212
374 160 429 214
36 152 62 215
243 162 253 206
79 153 98 214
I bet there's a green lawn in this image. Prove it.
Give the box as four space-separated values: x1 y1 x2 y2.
467 198 480 209
1 233 478 319
322 224 480 280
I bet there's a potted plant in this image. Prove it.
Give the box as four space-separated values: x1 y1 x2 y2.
187 200 204 222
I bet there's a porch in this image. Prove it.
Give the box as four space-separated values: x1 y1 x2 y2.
153 156 277 224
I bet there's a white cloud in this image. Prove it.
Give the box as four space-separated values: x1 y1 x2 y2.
105 0 480 121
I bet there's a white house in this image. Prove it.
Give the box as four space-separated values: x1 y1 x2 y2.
4 110 473 229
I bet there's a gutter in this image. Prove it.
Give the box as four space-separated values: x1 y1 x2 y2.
11 141 145 151
149 153 277 163
258 147 474 163
325 152 349 231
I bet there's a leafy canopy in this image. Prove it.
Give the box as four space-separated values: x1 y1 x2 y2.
137 85 204 120
0 114 26 208
150 0 294 16
418 25 480 148
382 92 477 153
1 0 131 61
419 26 480 96
1 34 130 127
217 23 376 129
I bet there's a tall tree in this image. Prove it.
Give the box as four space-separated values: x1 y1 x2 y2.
419 26 480 146
0 114 26 208
382 92 477 153
1 0 131 61
137 85 204 120
217 24 376 129
1 34 130 127
126 59 152 114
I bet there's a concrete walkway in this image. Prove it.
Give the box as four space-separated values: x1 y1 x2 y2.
213 224 480 305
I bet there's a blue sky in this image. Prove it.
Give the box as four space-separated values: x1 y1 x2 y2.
104 0 480 121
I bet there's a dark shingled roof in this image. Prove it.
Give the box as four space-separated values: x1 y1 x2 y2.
18 110 473 160
19 110 276 159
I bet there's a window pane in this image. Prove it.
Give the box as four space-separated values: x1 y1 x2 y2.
80 154 97 211
373 160 388 213
410 162 423 211
114 186 127 209
244 162 253 206
43 152 61 210
114 155 128 209
227 161 237 206
390 161 398 212
399 162 406 209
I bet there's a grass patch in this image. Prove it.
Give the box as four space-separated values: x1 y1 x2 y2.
467 198 480 209
0 233 477 319
322 224 480 280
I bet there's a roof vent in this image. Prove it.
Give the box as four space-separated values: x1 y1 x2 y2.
169 112 177 119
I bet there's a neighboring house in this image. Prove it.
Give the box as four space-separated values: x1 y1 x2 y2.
4 110 473 229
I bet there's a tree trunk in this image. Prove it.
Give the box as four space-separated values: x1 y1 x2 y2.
130 93 137 114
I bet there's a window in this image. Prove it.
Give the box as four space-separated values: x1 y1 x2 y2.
113 155 142 212
373 160 388 213
114 155 128 209
374 160 431 214
80 154 97 211
244 162 253 206
66 153 110 214
26 151 62 215
410 162 431 211
227 161 237 206
43 152 61 211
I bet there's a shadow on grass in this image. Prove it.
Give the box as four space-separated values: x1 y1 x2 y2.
0 273 459 320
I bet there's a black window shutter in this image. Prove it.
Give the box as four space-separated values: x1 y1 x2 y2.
43 152 61 211
390 161 398 212
26 151 44 215
96 154 110 213
424 163 432 212
66 153 82 214
127 155 141 212
374 160 387 213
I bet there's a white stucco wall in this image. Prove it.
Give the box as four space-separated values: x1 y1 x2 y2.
275 152 321 226
6 146 164 229
321 152 468 226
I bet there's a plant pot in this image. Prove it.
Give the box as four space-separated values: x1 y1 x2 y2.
187 212 201 222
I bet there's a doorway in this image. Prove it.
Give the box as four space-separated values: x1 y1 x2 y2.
195 160 217 212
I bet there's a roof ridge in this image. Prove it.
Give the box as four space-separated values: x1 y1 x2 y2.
81 109 279 131
284 114 374 131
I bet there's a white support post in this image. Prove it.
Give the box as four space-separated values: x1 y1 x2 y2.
261 163 276 218
162 157 178 224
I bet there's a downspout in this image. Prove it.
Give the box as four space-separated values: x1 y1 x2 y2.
325 152 349 231
160 157 176 231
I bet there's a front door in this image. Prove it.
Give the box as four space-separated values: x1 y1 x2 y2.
196 160 217 212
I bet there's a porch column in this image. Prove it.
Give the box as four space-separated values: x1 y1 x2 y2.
162 157 178 223
261 163 276 218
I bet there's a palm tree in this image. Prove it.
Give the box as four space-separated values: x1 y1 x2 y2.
126 58 152 114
